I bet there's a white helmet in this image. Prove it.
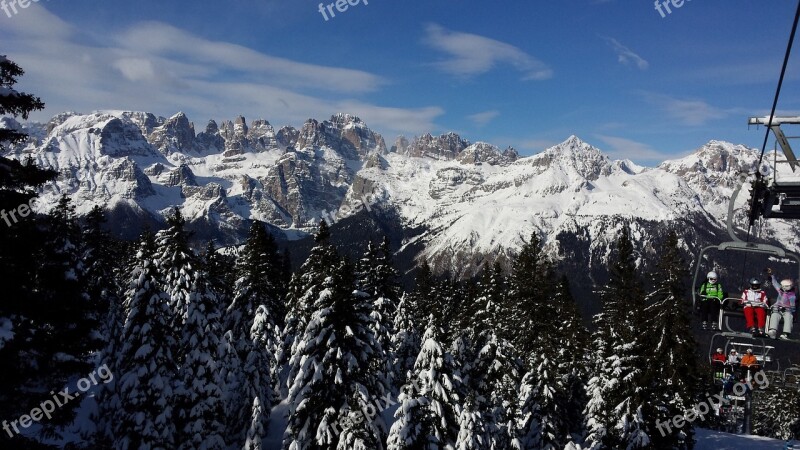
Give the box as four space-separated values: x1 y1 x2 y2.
707 271 718 282
781 279 794 291
716 348 723 353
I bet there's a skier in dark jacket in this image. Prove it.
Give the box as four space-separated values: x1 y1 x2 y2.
699 271 724 330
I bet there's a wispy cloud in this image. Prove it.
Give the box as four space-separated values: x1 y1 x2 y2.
467 110 500 127
595 134 670 163
423 24 553 81
0 6 444 136
639 92 734 125
602 37 649 70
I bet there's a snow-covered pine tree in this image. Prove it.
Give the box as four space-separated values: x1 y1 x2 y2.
202 239 236 308
466 328 519 450
584 226 650 450
387 317 463 449
155 208 195 354
752 383 800 439
112 232 177 450
356 237 400 392
237 305 275 449
552 275 590 438
226 220 283 420
407 261 436 325
516 333 568 450
391 293 421 392
284 258 389 450
386 388 437 450
229 221 285 339
280 220 339 370
508 231 554 355
474 261 507 338
642 230 699 449
455 395 490 450
175 268 227 450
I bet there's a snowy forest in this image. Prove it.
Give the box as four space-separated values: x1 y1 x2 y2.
2 57 800 450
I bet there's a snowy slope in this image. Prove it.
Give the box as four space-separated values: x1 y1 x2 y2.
694 427 789 450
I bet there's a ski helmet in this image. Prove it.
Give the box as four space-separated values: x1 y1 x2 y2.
749 277 761 290
707 271 718 282
781 279 794 291
716 348 723 353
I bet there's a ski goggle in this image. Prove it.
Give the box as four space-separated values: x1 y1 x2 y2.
708 278 717 282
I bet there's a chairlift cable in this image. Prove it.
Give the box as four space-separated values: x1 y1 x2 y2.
756 0 800 169
748 0 800 234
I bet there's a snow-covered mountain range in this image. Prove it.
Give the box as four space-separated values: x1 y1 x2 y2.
3 110 798 289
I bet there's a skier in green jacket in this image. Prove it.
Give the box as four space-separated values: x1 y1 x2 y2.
699 271 724 330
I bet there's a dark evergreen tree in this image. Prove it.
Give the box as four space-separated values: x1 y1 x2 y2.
112 233 177 449
0 55 43 148
176 269 227 450
280 220 339 370
238 305 275 449
552 275 590 438
391 293 421 392
508 232 554 354
284 259 389 450
155 208 195 357
641 231 700 449
202 240 235 306
387 318 463 449
584 226 650 450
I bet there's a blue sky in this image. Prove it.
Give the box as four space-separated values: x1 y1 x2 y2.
1 0 799 165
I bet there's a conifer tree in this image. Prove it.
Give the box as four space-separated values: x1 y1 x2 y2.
112 233 177 449
584 226 650 450
391 293 421 392
284 259 389 450
552 275 590 438
156 208 195 349
641 230 699 448
227 220 283 415
357 238 400 390
280 220 339 368
387 318 463 449
176 269 227 450
509 232 554 354
516 345 567 450
235 305 275 449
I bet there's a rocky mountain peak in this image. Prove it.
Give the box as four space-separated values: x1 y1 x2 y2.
148 112 197 156
456 142 517 166
402 132 470 160
527 135 613 181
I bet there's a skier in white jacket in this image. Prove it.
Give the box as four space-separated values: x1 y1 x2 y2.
767 268 797 340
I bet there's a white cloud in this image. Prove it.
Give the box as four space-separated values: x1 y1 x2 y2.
595 134 670 163
0 8 444 136
423 24 553 81
467 110 500 127
603 37 649 70
640 92 731 125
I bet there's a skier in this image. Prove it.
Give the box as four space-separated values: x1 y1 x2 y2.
740 348 758 368
741 277 769 337
727 349 740 365
698 271 724 330
712 347 726 363
712 347 727 380
740 348 760 379
766 268 797 340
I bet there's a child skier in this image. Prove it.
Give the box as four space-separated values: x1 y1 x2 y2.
766 268 797 340
741 277 769 337
698 271 724 330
